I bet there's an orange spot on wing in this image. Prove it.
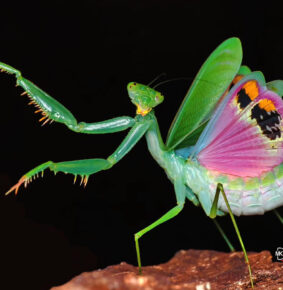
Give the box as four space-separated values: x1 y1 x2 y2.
232 75 244 85
259 99 276 112
243 80 259 101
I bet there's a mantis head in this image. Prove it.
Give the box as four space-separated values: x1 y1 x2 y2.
127 82 164 116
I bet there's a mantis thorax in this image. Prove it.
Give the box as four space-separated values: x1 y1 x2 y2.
127 82 164 116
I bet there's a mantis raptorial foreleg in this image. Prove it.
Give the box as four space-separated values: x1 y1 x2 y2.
134 177 186 274
0 62 135 133
6 120 151 195
209 183 254 288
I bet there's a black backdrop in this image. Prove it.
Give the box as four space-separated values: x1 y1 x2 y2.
0 1 283 289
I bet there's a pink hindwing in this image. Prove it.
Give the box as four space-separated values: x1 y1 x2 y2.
197 72 283 177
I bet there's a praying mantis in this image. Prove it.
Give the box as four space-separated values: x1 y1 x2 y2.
2 37 283 288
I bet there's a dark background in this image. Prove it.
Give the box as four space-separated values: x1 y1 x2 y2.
0 1 282 289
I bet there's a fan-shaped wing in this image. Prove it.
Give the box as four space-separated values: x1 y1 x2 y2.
197 73 283 177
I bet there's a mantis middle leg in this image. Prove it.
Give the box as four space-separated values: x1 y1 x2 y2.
273 209 283 224
134 177 186 274
186 186 235 251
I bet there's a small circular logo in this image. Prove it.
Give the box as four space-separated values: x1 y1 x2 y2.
275 247 283 261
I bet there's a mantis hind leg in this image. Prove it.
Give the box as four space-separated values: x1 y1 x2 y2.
134 178 186 274
273 209 283 224
210 183 254 288
212 218 235 252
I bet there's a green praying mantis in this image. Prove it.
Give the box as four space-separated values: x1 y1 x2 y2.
2 37 283 288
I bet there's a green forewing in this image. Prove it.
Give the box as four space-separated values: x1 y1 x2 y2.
166 37 242 150
238 65 251 75
267 80 283 97
167 64 250 148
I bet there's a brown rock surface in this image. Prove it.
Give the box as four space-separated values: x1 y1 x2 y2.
52 249 283 290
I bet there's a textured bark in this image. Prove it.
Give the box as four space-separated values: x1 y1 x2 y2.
52 249 283 290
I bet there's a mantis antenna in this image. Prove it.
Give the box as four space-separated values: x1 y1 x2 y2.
147 72 167 87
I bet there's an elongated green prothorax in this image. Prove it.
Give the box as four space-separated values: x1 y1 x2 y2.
127 82 164 116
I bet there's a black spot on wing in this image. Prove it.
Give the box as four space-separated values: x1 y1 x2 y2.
251 104 282 140
237 88 252 109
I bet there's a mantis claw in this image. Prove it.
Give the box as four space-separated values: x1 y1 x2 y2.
5 175 28 196
5 171 44 196
4 161 53 196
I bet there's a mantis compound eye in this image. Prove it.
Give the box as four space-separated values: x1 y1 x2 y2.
155 93 164 104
